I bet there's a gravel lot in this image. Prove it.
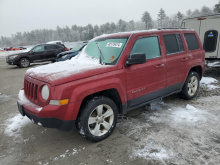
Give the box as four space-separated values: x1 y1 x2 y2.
0 54 220 165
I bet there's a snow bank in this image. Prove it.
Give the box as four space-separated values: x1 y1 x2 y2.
171 104 206 123
132 147 170 161
200 77 219 89
4 114 31 137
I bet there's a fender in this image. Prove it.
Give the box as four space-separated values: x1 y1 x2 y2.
69 77 127 104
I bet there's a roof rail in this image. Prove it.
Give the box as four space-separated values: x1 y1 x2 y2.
158 27 189 30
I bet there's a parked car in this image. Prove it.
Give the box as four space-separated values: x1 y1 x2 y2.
12 47 26 51
56 42 87 61
17 29 205 142
4 47 13 51
6 44 66 67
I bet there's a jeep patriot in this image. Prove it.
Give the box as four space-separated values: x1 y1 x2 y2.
17 29 205 142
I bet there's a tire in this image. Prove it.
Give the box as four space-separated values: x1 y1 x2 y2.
19 58 30 68
76 96 118 142
180 71 200 100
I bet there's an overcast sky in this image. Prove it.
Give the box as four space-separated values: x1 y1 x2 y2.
0 0 218 37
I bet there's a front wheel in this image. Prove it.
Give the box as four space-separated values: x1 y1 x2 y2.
180 71 200 100
19 58 30 68
76 96 118 142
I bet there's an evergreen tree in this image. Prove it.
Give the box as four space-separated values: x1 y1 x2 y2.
214 1 220 13
200 6 213 16
141 11 153 30
157 8 166 27
177 11 184 26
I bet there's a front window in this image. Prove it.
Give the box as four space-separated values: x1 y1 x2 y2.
130 36 161 60
32 45 45 52
84 38 128 65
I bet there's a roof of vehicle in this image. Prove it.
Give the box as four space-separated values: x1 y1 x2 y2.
93 28 195 40
182 13 220 21
46 40 63 44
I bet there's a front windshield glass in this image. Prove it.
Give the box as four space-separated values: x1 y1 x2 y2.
71 43 85 51
84 38 128 65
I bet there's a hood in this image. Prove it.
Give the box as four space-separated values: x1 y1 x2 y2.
7 51 29 57
58 50 77 56
26 54 120 86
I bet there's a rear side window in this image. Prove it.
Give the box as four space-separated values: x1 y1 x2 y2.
45 45 57 50
203 30 218 52
184 33 200 51
130 36 161 60
163 34 184 55
56 45 64 49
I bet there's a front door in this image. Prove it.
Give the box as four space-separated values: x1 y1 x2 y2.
125 35 166 107
31 45 46 62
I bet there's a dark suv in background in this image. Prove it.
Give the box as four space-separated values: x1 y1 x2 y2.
6 44 66 68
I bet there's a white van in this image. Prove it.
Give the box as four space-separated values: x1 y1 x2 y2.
182 14 220 67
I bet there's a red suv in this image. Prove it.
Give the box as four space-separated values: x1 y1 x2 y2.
17 29 205 142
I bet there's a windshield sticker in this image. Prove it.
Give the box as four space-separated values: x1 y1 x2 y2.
109 56 115 63
106 42 123 48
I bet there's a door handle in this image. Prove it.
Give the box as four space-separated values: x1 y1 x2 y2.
156 64 165 68
182 57 188 62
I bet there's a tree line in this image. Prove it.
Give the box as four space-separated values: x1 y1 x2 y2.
0 3 219 47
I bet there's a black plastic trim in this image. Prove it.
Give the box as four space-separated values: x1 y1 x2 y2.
17 102 75 131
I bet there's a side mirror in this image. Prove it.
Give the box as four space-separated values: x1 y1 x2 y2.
125 53 146 67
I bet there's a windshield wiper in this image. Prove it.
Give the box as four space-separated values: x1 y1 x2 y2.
95 42 105 65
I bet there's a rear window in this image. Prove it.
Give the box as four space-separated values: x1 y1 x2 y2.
56 45 65 49
163 34 184 55
184 33 200 51
45 45 57 50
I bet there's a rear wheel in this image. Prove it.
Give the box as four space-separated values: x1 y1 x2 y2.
19 58 30 68
180 71 200 100
76 96 118 142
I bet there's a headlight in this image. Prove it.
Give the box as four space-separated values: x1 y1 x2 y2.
41 85 49 100
9 55 18 59
62 55 67 58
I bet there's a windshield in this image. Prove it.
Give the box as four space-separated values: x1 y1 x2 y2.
84 38 128 65
70 43 86 51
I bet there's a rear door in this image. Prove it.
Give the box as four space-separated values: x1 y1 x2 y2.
125 34 166 107
163 33 187 92
44 45 58 60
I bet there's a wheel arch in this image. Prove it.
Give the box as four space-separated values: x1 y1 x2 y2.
187 65 203 80
81 88 122 112
19 56 31 62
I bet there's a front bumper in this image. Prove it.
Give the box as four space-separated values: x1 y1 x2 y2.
6 58 19 65
17 89 76 131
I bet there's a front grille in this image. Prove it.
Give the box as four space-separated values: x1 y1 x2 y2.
24 79 38 104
